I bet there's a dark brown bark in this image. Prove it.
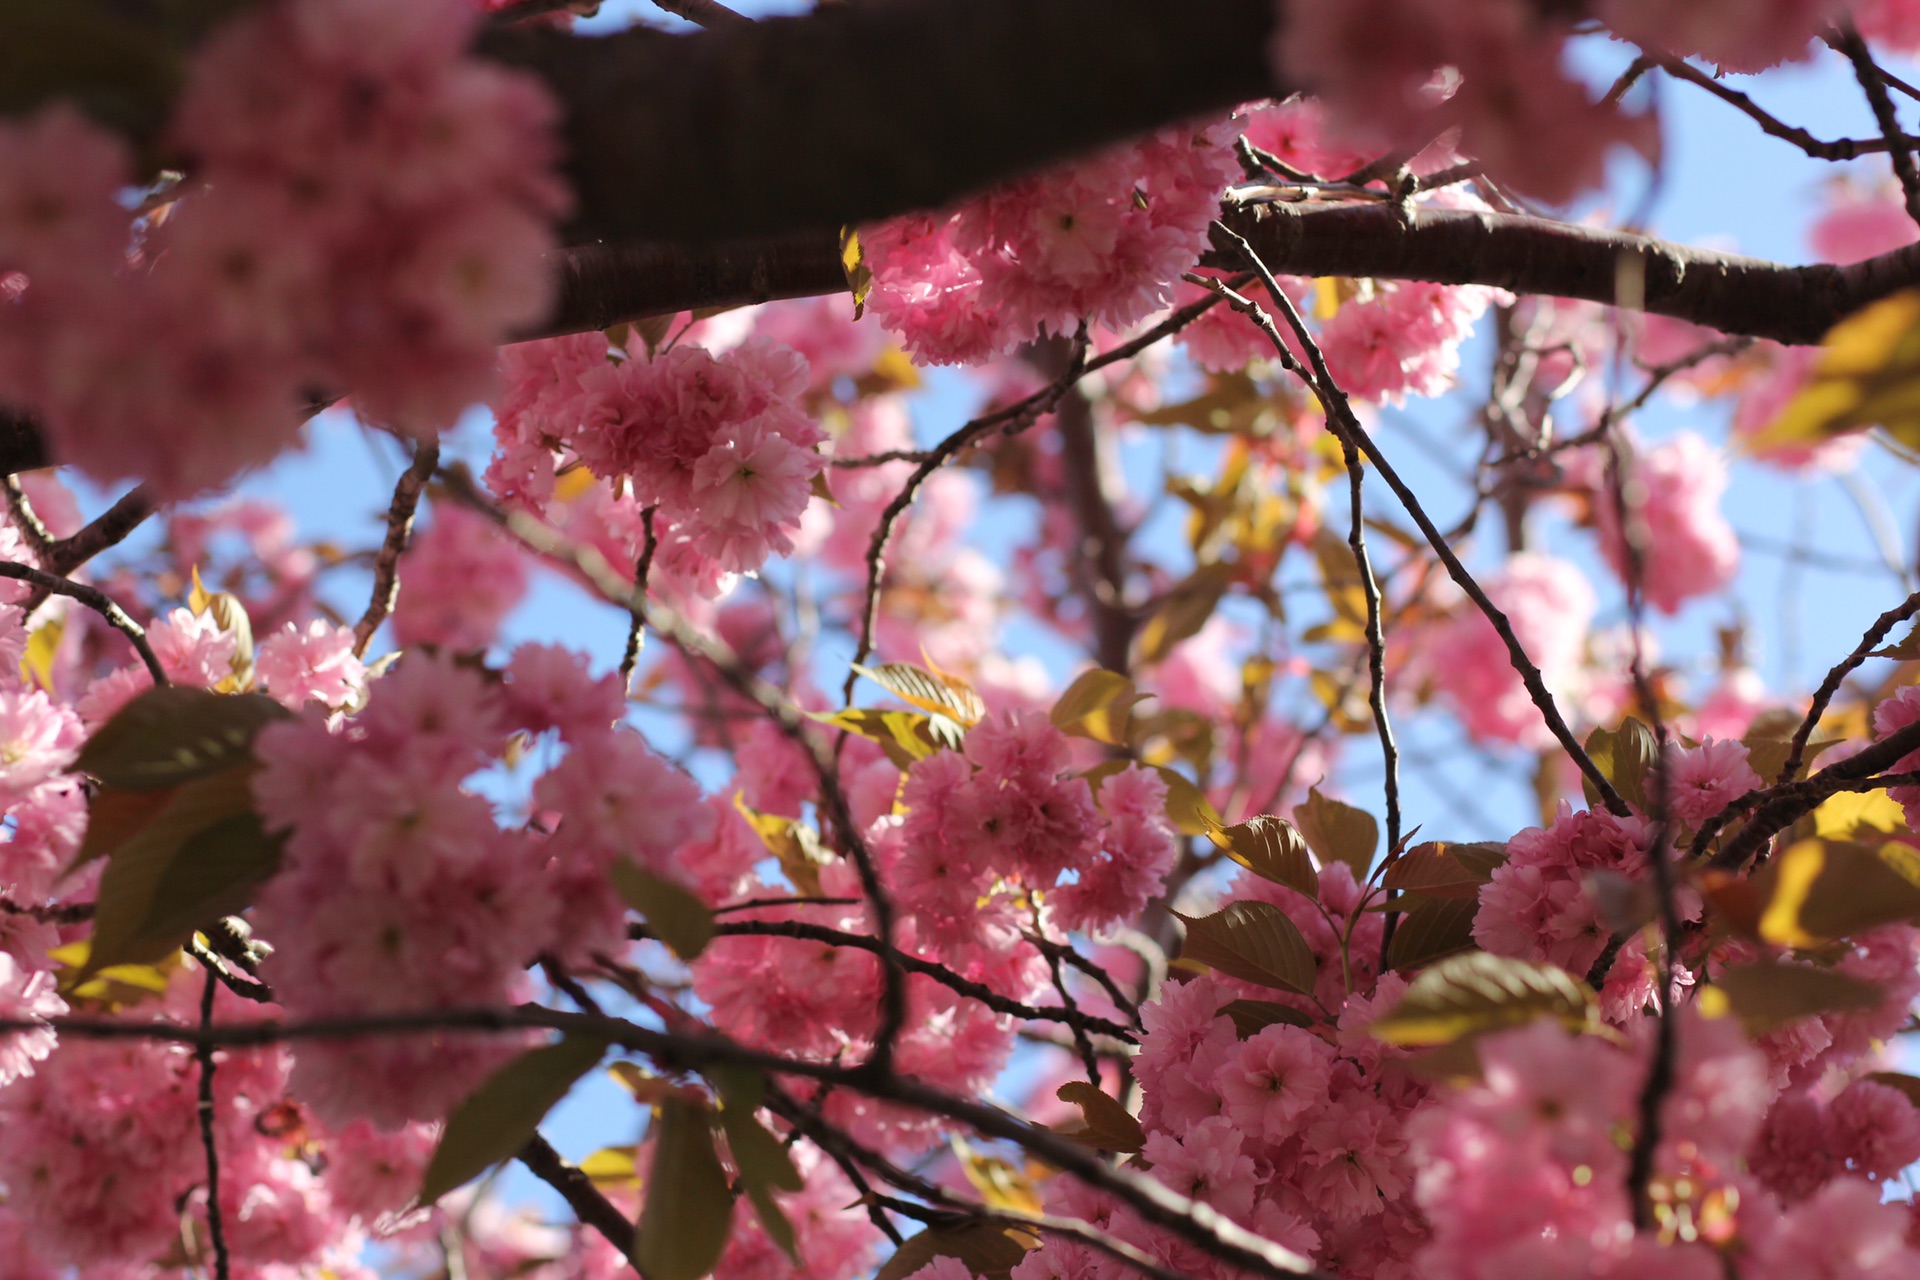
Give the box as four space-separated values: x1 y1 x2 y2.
1207 200 1920 346
480 0 1278 245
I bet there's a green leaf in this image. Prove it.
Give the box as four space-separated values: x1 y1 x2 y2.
1381 842 1503 900
1050 669 1145 746
1581 718 1658 813
1052 1080 1145 1153
1293 785 1378 881
1369 951 1596 1047
73 766 268 979
1710 961 1884 1032
1173 901 1318 995
875 1223 1036 1280
418 1035 611 1204
852 661 986 727
636 1096 736 1280
69 783 178 873
76 687 290 790
1383 897 1479 972
611 862 715 961
1217 998 1319 1037
708 1067 802 1261
709 1068 803 1193
1208 815 1317 897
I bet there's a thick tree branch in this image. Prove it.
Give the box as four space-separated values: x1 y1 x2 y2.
481 0 1277 245
527 198 1920 358
1207 199 1920 346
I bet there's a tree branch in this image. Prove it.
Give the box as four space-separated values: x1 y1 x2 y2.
517 1135 647 1278
19 1005 1325 1280
1207 199 1920 347
480 0 1277 245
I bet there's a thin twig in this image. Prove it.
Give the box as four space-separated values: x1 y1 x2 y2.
187 938 274 1005
847 327 1091 703
1776 587 1920 785
656 918 1136 1041
1838 25 1920 228
48 486 153 577
517 1135 648 1278
1026 931 1143 1027
0 560 166 686
620 507 658 686
196 967 231 1280
1207 223 1630 816
1032 909 1104 1084
352 441 439 657
1652 50 1920 163
2 475 56 563
1604 428 1681 1230
844 281 1253 703
711 895 861 915
435 468 912 1083
1705 717 1920 869
0 894 92 924
15 1003 1324 1280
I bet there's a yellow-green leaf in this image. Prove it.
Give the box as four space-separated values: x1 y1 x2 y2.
611 862 715 961
1050 669 1144 746
1753 289 1920 450
1812 790 1908 842
1756 839 1920 946
20 614 60 691
578 1145 640 1189
1052 1080 1145 1153
1208 814 1317 897
1174 901 1318 995
730 794 832 898
1383 897 1479 973
1369 951 1596 1047
1581 718 1658 814
418 1036 611 1204
839 226 873 321
852 661 986 727
812 707 951 770
636 1097 736 1280
1293 785 1378 880
875 1223 1036 1280
76 687 290 790
1709 961 1883 1032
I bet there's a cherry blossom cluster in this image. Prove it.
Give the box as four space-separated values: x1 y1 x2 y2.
0 979 437 1276
490 332 828 597
862 121 1242 366
250 644 708 1127
0 0 566 497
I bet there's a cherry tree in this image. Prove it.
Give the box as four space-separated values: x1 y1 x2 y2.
11 2 1920 1279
